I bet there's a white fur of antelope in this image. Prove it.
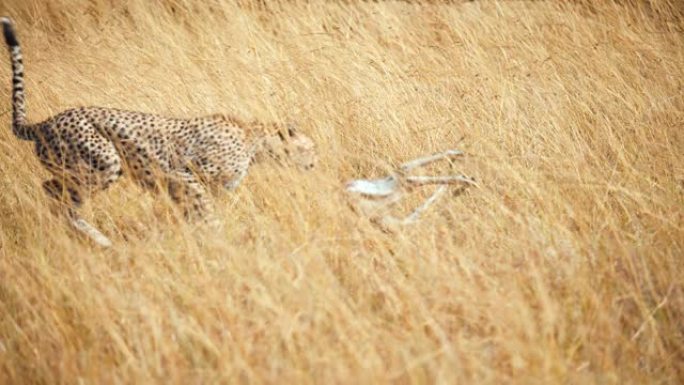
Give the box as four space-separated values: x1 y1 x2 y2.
346 149 476 229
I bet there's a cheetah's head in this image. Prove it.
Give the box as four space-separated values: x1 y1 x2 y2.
261 124 317 170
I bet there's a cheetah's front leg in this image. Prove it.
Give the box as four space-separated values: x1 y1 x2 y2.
166 172 218 226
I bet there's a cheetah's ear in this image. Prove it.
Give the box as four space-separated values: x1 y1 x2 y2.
286 122 297 137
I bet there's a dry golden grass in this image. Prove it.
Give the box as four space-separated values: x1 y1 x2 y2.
0 0 682 383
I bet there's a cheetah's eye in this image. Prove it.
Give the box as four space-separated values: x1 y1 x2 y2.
277 131 286 141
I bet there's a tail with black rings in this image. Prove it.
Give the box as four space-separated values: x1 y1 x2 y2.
2 17 35 141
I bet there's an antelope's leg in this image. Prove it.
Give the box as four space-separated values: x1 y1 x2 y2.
400 149 464 171
402 185 448 224
405 175 477 186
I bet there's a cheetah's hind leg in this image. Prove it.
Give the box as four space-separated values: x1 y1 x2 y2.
69 213 113 248
43 179 113 248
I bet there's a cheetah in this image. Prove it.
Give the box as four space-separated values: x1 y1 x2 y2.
1 18 317 246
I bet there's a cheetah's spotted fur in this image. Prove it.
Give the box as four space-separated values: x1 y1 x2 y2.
2 18 317 242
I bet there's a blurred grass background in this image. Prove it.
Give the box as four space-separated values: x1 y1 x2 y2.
0 0 682 383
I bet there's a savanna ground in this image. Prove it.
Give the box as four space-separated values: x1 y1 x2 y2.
0 0 682 384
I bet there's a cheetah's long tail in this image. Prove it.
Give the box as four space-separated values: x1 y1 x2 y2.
2 17 35 141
